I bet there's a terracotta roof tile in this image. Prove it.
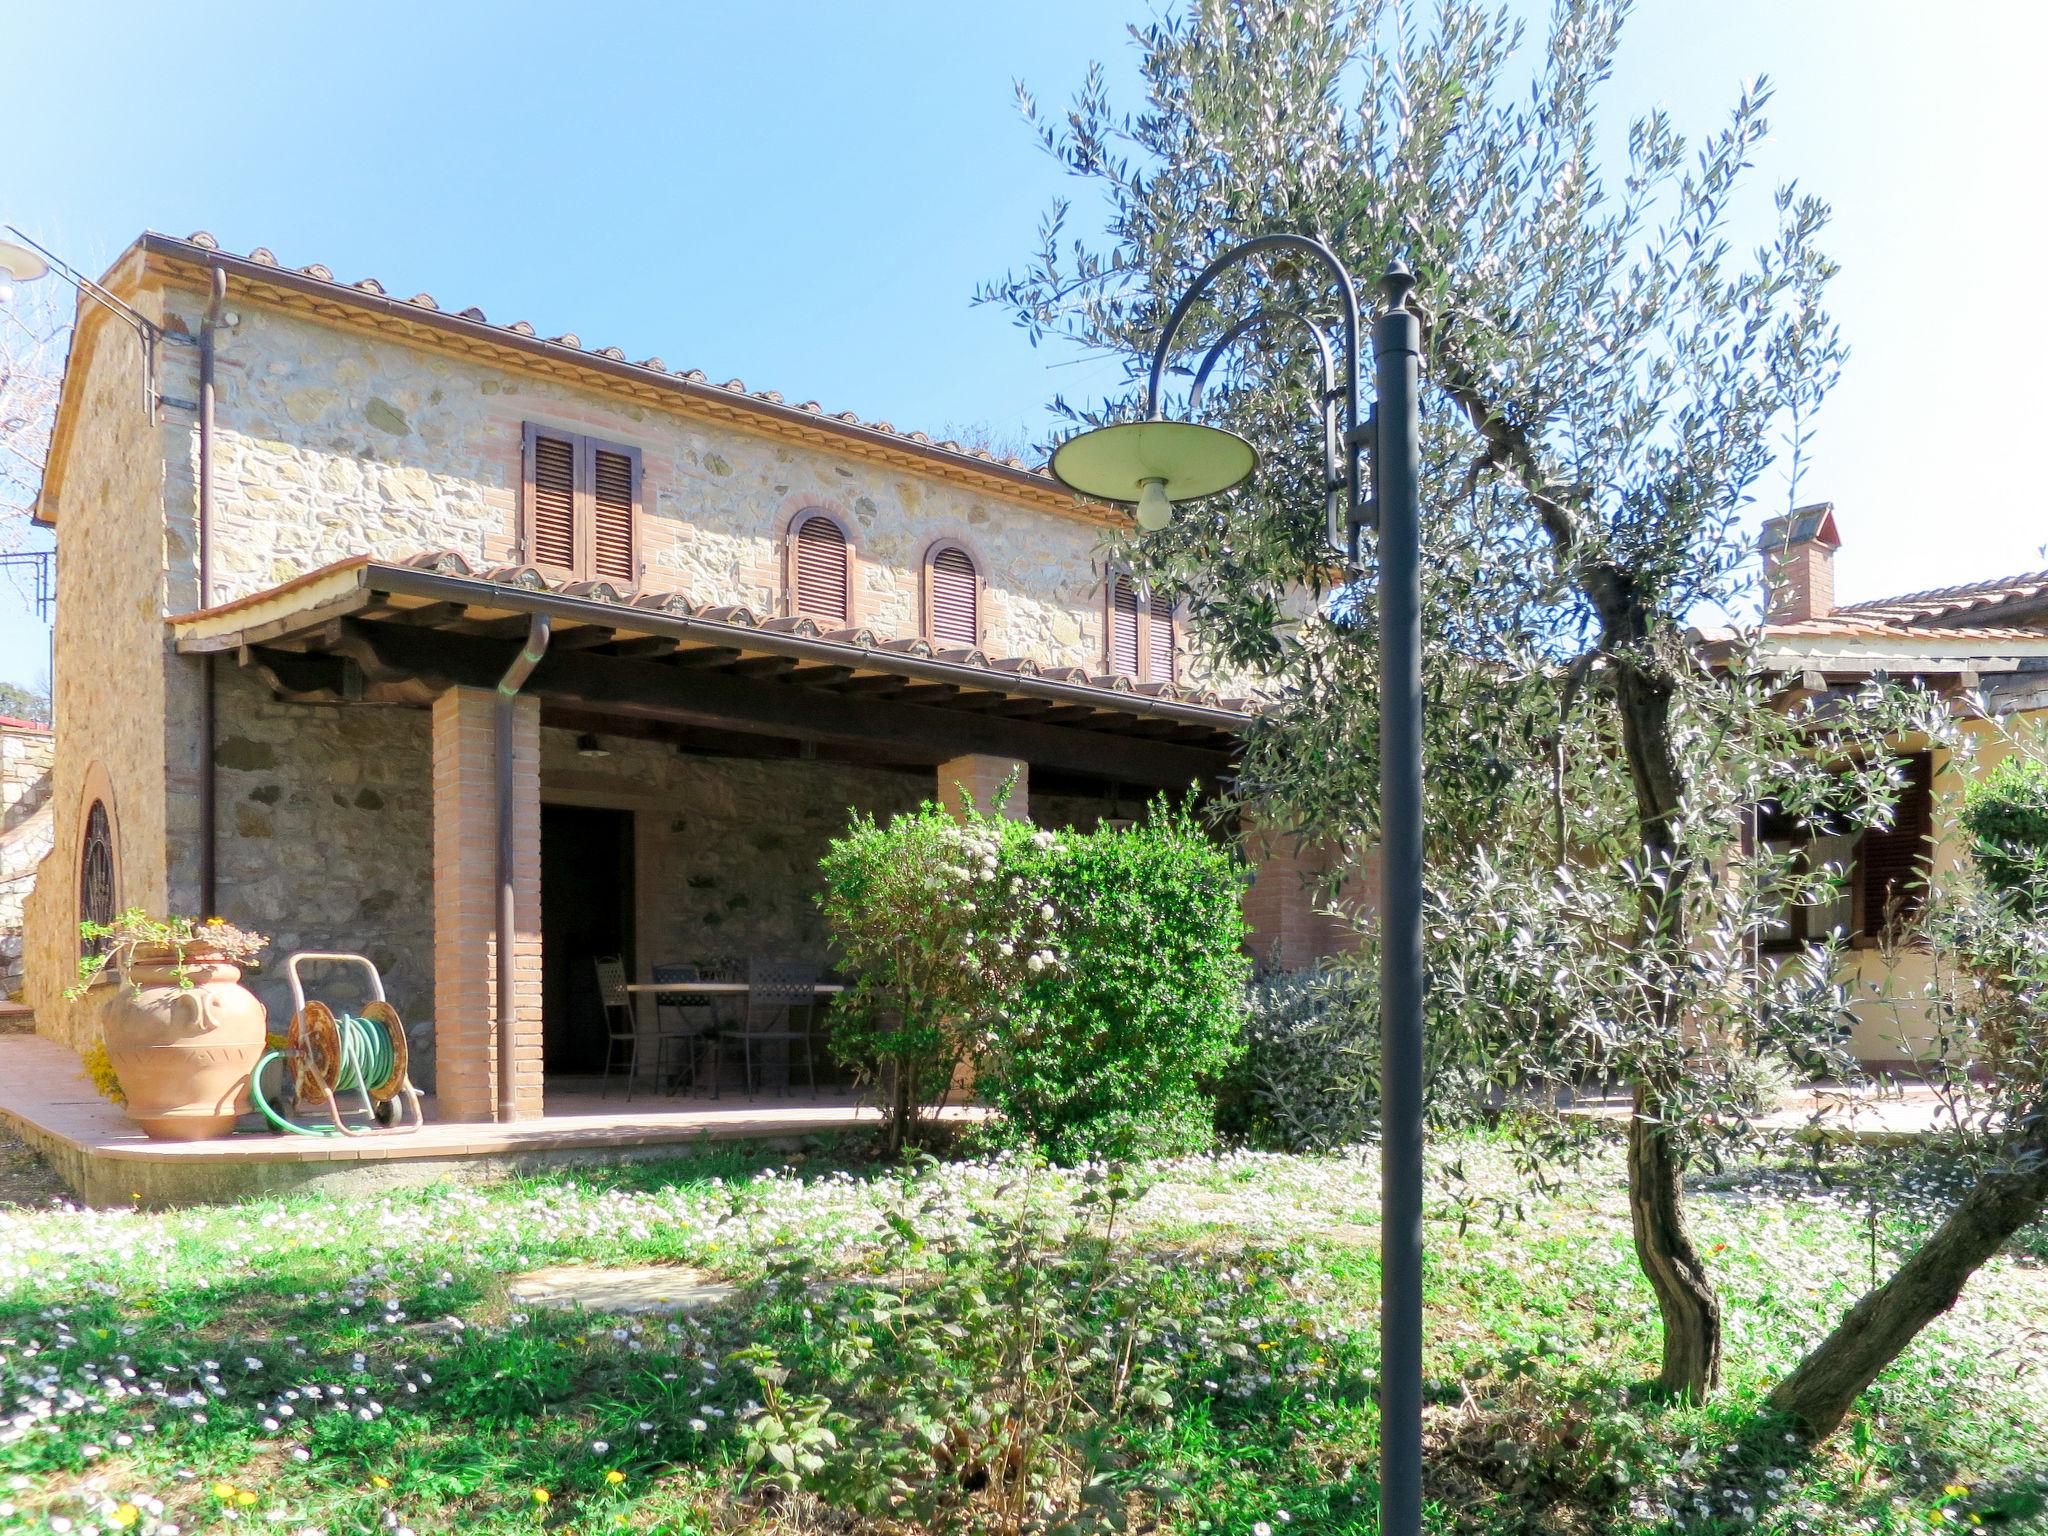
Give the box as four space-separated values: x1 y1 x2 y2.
1832 569 2048 627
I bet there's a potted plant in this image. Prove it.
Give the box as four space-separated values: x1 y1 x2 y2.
69 911 270 1141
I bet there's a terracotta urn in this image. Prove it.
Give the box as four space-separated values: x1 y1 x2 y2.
99 944 268 1141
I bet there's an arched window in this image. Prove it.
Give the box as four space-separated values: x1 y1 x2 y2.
924 542 980 648
1108 573 1142 675
79 799 115 957
789 511 852 625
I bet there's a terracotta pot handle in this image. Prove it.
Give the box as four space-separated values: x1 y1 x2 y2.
169 988 211 1034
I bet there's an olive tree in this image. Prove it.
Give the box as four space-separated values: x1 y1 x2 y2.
982 0 1872 1401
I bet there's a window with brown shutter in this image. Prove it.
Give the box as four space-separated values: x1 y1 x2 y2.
925 542 979 647
1145 590 1178 683
1859 751 1934 937
791 512 852 624
520 423 642 582
1109 573 1141 675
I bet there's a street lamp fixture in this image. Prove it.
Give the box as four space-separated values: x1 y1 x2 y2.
0 237 50 309
1050 232 1427 1536
0 224 167 420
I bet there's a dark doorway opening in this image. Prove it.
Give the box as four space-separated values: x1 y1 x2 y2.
541 802 635 1078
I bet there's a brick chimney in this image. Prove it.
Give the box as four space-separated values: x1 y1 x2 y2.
1759 504 1840 622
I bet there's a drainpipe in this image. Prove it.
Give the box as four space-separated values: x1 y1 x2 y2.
197 266 227 917
495 614 551 1120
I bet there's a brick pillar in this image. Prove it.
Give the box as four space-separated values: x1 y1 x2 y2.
432 687 543 1122
937 754 1028 820
1243 827 1375 972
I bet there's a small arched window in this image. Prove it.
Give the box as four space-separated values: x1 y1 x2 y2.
1108 573 1142 676
79 799 115 957
790 511 852 625
924 542 980 648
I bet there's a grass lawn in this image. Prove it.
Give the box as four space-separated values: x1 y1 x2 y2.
0 1130 2042 1535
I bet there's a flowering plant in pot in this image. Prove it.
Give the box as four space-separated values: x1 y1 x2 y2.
67 910 271 1141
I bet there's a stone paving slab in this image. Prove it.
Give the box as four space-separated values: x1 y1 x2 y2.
506 1265 739 1315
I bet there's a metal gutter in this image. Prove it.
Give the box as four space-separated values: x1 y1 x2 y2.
196 264 227 917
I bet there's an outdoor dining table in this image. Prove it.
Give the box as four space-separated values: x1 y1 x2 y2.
620 980 845 1095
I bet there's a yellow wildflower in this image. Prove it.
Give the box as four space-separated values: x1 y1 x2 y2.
110 1505 139 1529
236 1491 258 1508
605 1469 626 1485
1945 1486 1972 1498
211 1482 238 1501
533 1488 551 1505
371 1475 391 1489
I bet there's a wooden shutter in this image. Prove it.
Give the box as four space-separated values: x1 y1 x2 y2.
524 427 576 571
1860 752 1934 935
928 545 978 647
1146 590 1177 682
1110 574 1141 675
793 514 851 623
591 445 638 582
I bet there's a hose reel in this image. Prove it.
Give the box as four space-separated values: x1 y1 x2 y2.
252 952 424 1137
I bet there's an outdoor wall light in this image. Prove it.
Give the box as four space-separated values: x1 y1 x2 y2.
1050 233 1426 1536
0 237 50 308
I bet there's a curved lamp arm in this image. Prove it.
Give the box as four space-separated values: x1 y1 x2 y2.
1144 233 1366 556
1186 305 1347 550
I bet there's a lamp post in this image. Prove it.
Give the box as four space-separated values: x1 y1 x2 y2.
1050 234 1425 1536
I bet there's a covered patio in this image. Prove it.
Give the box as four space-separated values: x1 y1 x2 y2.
169 552 1255 1126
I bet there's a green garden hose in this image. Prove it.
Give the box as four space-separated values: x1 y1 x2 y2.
251 1011 399 1136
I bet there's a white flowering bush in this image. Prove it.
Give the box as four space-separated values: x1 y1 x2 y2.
818 798 1063 1152
1229 962 1382 1151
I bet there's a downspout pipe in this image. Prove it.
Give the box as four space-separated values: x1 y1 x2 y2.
197 266 227 917
495 613 551 1120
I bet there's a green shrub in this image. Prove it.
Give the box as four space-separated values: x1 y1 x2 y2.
980 799 1250 1163
1960 751 2048 919
1225 962 1381 1151
818 798 1060 1152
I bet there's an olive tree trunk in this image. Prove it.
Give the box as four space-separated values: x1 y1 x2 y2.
1610 643 1724 1399
1767 1135 2048 1439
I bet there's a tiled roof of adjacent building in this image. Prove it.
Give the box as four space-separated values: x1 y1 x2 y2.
1829 570 2048 629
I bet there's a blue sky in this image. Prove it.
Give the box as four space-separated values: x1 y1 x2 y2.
3 0 2043 690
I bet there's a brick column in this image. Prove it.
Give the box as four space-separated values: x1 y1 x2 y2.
936 754 1028 821
432 687 543 1122
1243 827 1375 973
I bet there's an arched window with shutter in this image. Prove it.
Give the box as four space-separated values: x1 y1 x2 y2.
789 511 853 625
923 541 980 648
1108 572 1142 676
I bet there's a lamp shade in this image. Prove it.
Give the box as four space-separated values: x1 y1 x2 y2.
0 239 50 305
1050 419 1256 507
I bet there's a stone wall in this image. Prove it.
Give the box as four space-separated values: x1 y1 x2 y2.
205 663 435 1032
0 723 55 994
23 295 179 1050
538 731 931 978
151 283 1183 684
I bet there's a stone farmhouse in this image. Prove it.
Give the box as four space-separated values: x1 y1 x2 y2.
20 230 1351 1124
1715 507 2048 1066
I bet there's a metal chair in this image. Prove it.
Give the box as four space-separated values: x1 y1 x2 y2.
594 956 645 1098
709 959 819 1098
650 962 718 1093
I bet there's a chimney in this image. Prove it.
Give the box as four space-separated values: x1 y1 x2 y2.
1759 503 1840 622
